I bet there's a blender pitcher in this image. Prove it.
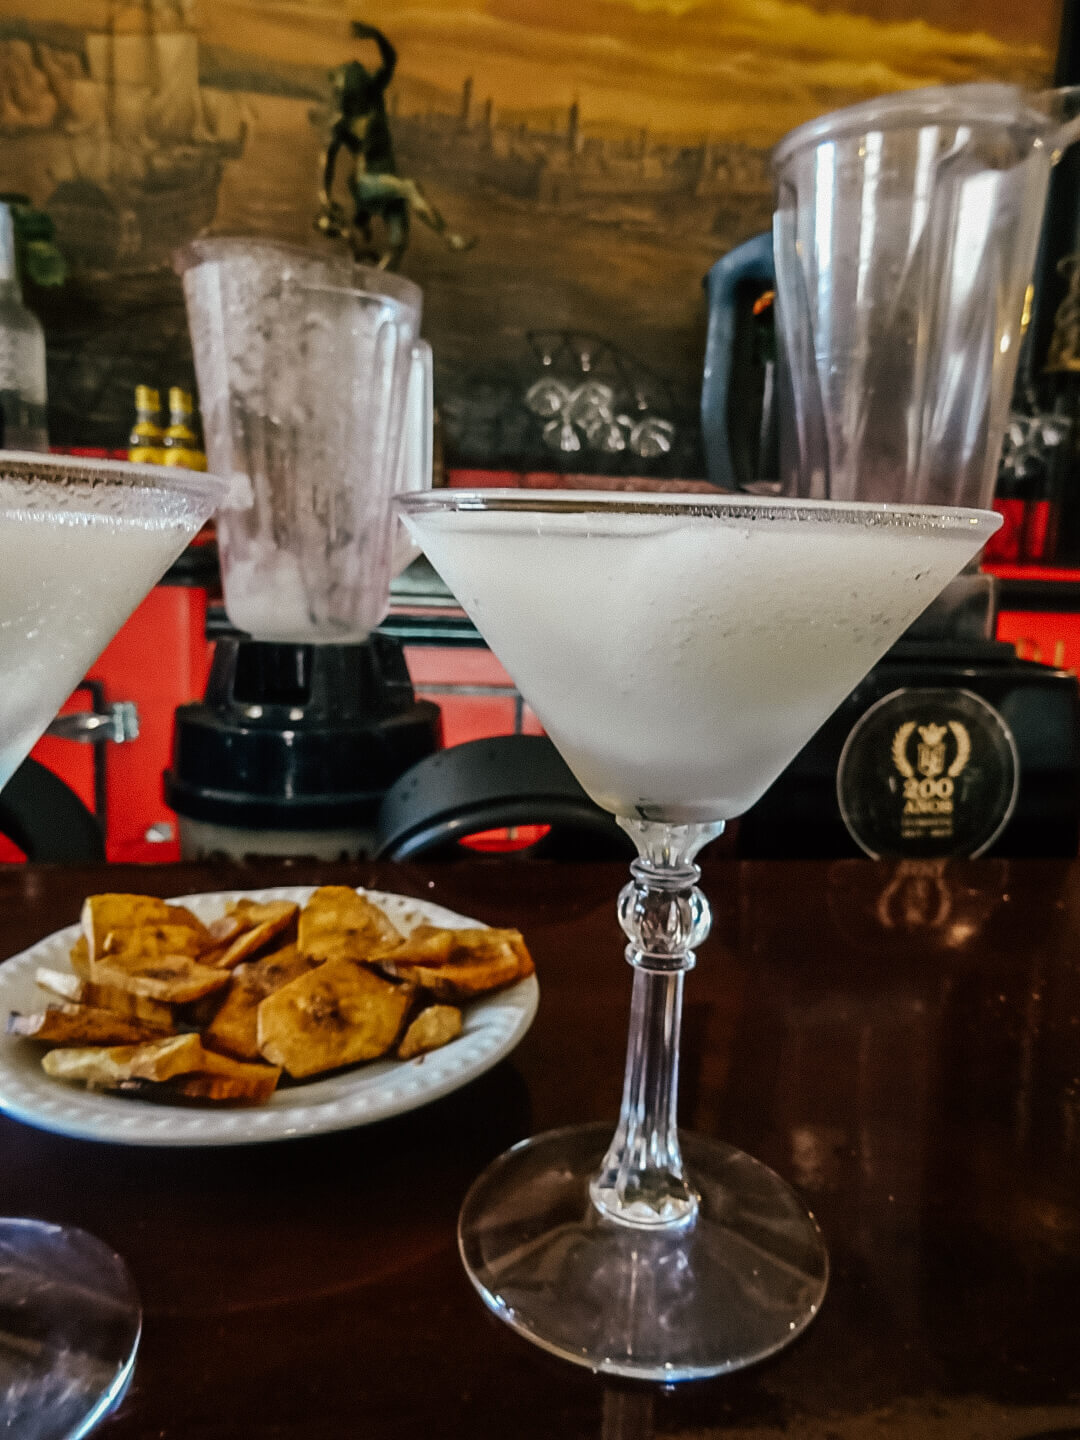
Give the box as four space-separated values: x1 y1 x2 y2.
708 84 1080 506
177 237 432 644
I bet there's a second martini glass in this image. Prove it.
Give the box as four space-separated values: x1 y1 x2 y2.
0 453 223 1436
399 489 1000 1381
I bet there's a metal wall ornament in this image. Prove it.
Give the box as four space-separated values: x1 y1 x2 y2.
315 20 473 271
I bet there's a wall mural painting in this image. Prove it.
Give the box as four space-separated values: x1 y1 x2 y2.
0 0 1060 475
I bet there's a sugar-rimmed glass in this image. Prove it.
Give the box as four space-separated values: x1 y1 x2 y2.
398 488 1000 1379
0 452 224 1433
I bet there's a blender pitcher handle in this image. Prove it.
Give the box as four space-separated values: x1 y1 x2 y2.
391 339 433 577
702 232 774 490
1040 86 1080 159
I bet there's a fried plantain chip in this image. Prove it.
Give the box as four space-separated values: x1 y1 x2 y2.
155 1048 280 1102
116 1076 251 1104
95 922 207 964
297 887 402 965
85 913 230 1004
195 1047 280 1092
396 1004 462 1060
33 967 85 1004
388 955 519 1002
42 1032 205 1087
206 914 242 944
385 926 532 968
90 952 231 1004
203 945 321 1061
378 927 534 1001
69 935 91 979
158 1067 279 1104
118 1049 281 1104
257 957 414 1078
163 904 211 940
81 894 175 961
370 926 455 966
193 943 232 970
42 1033 280 1101
9 1003 170 1046
210 902 300 970
35 967 175 1032
228 898 299 929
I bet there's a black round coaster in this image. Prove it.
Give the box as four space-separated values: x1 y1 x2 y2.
837 687 1019 859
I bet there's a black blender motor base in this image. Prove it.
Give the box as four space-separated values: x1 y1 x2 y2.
166 634 440 861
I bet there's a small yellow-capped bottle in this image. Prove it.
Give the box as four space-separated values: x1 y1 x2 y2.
128 385 165 465
162 386 207 471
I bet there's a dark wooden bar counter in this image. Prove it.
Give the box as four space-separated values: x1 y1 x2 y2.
0 857 1077 1439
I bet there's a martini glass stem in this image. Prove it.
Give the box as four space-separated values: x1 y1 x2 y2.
590 819 726 1228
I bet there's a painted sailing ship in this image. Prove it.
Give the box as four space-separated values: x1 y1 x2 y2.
34 1 246 274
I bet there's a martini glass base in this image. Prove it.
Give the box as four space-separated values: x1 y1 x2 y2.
458 1122 828 1381
0 1218 141 1439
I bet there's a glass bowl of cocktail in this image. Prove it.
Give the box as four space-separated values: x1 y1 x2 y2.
397 488 1001 1380
0 451 224 1435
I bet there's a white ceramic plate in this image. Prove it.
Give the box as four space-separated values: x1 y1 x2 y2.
0 886 538 1147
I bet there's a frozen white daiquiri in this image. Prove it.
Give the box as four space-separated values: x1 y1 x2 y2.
0 457 221 788
398 489 1001 1381
0 453 223 1437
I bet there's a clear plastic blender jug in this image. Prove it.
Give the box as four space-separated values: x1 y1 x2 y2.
772 84 1080 507
178 238 431 644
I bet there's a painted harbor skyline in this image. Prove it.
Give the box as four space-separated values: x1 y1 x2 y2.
0 0 1061 472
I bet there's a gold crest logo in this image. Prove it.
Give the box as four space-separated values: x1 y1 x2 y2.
916 723 947 779
837 687 1018 860
891 719 973 839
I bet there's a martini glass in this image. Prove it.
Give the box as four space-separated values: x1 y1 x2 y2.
398 489 1000 1380
0 452 223 1436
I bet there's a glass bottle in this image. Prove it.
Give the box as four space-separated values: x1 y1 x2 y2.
0 202 48 453
161 387 207 471
127 386 165 465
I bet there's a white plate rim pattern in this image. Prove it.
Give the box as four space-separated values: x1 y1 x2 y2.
0 886 538 1147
